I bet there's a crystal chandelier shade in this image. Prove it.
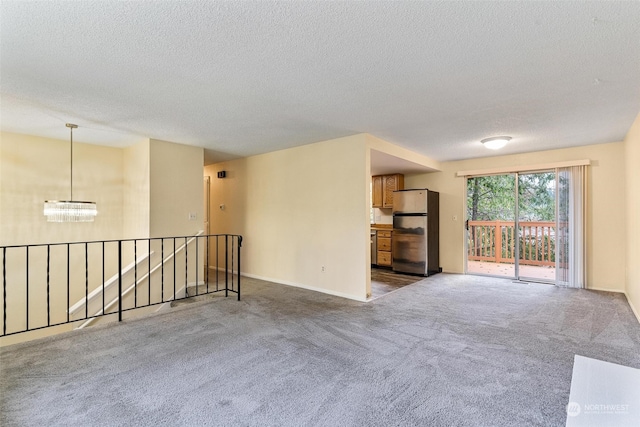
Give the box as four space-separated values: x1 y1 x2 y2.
44 200 97 222
44 124 98 222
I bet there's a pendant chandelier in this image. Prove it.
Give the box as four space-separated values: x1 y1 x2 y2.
44 123 97 222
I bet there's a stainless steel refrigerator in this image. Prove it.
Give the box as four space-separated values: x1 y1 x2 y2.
392 189 440 276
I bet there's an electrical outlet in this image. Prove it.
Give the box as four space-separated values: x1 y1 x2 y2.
321 266 325 272
188 212 197 220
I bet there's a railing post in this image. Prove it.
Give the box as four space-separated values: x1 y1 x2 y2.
216 236 219 291
67 244 70 324
118 240 122 322
185 237 188 297
25 246 29 332
472 223 476 257
148 239 151 305
512 222 517 261
237 236 242 301
495 220 502 263
161 239 164 303
46 245 50 327
3 247 7 336
206 235 209 293
102 241 105 322
195 236 199 296
134 240 137 308
225 234 229 297
85 242 89 320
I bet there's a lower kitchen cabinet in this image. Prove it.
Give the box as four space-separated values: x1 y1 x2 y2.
376 230 392 267
377 251 392 266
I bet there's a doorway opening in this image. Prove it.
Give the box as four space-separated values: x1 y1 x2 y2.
466 171 556 283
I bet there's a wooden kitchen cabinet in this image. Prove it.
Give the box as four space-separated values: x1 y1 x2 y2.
376 230 393 267
372 175 383 208
383 174 404 208
377 251 392 266
371 174 404 208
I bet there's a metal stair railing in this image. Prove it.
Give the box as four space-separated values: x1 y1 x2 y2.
1 233 242 337
75 231 204 329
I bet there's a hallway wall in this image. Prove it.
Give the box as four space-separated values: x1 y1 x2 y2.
205 134 370 301
624 113 640 321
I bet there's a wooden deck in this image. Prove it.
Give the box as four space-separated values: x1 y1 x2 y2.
467 260 556 282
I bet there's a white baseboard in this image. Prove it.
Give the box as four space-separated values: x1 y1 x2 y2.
187 281 206 287
625 292 640 324
240 271 368 303
585 287 639 324
587 286 625 293
207 266 237 273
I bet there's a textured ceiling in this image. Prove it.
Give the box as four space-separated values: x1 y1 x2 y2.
1 1 639 165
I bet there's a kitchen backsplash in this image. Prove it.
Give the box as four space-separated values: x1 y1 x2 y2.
373 207 393 224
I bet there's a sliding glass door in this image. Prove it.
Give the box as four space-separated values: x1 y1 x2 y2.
466 174 517 278
466 171 556 283
517 172 556 283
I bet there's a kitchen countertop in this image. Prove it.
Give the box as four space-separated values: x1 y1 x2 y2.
371 224 393 231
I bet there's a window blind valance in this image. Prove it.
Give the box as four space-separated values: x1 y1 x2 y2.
456 159 590 177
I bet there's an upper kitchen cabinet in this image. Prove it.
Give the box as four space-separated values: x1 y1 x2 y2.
372 175 383 208
372 174 404 208
383 174 404 208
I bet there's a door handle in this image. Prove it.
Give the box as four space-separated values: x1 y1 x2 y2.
465 220 469 230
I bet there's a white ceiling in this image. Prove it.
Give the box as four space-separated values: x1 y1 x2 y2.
1 1 639 166
370 149 436 176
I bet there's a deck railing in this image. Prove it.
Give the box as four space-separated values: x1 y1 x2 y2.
1 234 242 337
468 220 555 266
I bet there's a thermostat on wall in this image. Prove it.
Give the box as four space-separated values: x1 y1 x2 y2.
217 171 226 178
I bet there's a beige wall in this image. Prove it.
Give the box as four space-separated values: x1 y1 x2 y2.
0 131 125 346
149 139 204 238
204 133 441 301
624 114 640 321
0 131 124 245
122 138 204 239
205 159 247 237
149 139 204 290
406 142 627 292
206 134 370 300
123 140 150 239
0 132 206 346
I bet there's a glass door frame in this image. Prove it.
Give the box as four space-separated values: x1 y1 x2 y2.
516 170 556 284
464 170 556 284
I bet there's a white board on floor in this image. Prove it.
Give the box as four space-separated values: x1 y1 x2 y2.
566 355 640 427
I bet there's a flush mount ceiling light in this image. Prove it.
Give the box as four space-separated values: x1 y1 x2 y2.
44 124 97 222
480 136 512 150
